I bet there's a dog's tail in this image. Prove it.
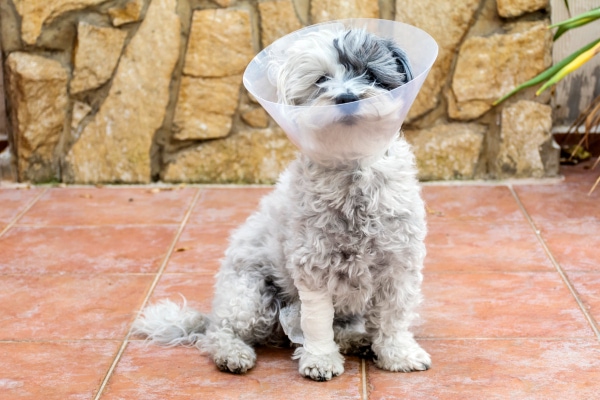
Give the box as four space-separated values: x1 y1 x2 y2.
132 297 209 346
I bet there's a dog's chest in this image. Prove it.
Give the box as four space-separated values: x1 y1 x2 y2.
289 162 412 312
317 191 394 313
325 186 392 249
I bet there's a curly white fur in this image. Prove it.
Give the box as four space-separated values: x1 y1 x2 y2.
132 297 208 347
134 139 430 379
134 27 430 382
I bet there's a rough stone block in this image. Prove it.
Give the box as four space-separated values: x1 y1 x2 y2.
13 0 110 45
71 101 92 136
162 127 297 183
447 92 492 121
405 123 485 181
396 0 481 120
497 0 548 18
497 100 553 178
213 0 236 6
183 9 254 78
173 75 242 140
311 0 378 23
258 0 303 47
241 107 269 128
65 0 180 183
108 0 144 26
6 53 68 182
70 23 127 94
451 21 551 120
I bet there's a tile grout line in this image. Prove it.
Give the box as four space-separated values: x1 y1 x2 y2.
508 185 600 341
133 187 206 312
0 188 48 238
13 223 185 228
93 188 204 400
361 358 368 400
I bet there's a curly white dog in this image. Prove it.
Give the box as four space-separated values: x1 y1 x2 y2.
134 27 431 382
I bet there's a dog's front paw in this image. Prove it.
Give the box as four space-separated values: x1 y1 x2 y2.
373 340 431 372
211 338 256 374
293 347 345 381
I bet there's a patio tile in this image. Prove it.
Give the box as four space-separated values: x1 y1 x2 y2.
538 221 600 273
0 274 152 340
19 187 198 226
169 188 274 273
426 220 553 273
0 188 43 226
141 273 216 317
514 182 599 224
164 225 229 274
103 343 362 400
187 187 272 227
0 225 178 274
568 273 600 328
422 186 525 222
0 340 118 400
560 159 600 185
415 272 593 339
367 339 600 399
3 177 598 398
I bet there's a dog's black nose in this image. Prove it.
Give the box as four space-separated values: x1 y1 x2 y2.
336 93 359 114
335 92 359 105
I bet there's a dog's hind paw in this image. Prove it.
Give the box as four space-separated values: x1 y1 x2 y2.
373 341 431 372
212 339 256 374
293 347 345 381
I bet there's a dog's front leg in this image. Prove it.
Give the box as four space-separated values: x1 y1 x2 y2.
367 268 431 372
293 286 345 381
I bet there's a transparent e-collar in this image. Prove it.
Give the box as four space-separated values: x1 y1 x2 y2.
243 19 438 165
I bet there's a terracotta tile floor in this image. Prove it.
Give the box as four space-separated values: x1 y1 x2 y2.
1 160 599 399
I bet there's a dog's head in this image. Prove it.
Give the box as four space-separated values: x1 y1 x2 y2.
275 28 413 109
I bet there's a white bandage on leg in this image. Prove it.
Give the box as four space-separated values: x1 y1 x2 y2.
298 288 338 355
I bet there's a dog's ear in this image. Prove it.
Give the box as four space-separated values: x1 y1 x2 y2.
385 41 413 82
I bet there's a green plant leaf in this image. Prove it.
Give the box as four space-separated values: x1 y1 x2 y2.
492 38 600 106
550 7 600 40
563 0 571 17
550 7 600 29
536 40 600 95
553 16 599 40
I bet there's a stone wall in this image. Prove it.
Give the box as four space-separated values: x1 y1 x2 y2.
0 0 558 184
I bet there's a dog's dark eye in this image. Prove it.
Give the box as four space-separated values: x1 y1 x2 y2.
365 71 384 88
365 70 377 83
315 75 329 85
